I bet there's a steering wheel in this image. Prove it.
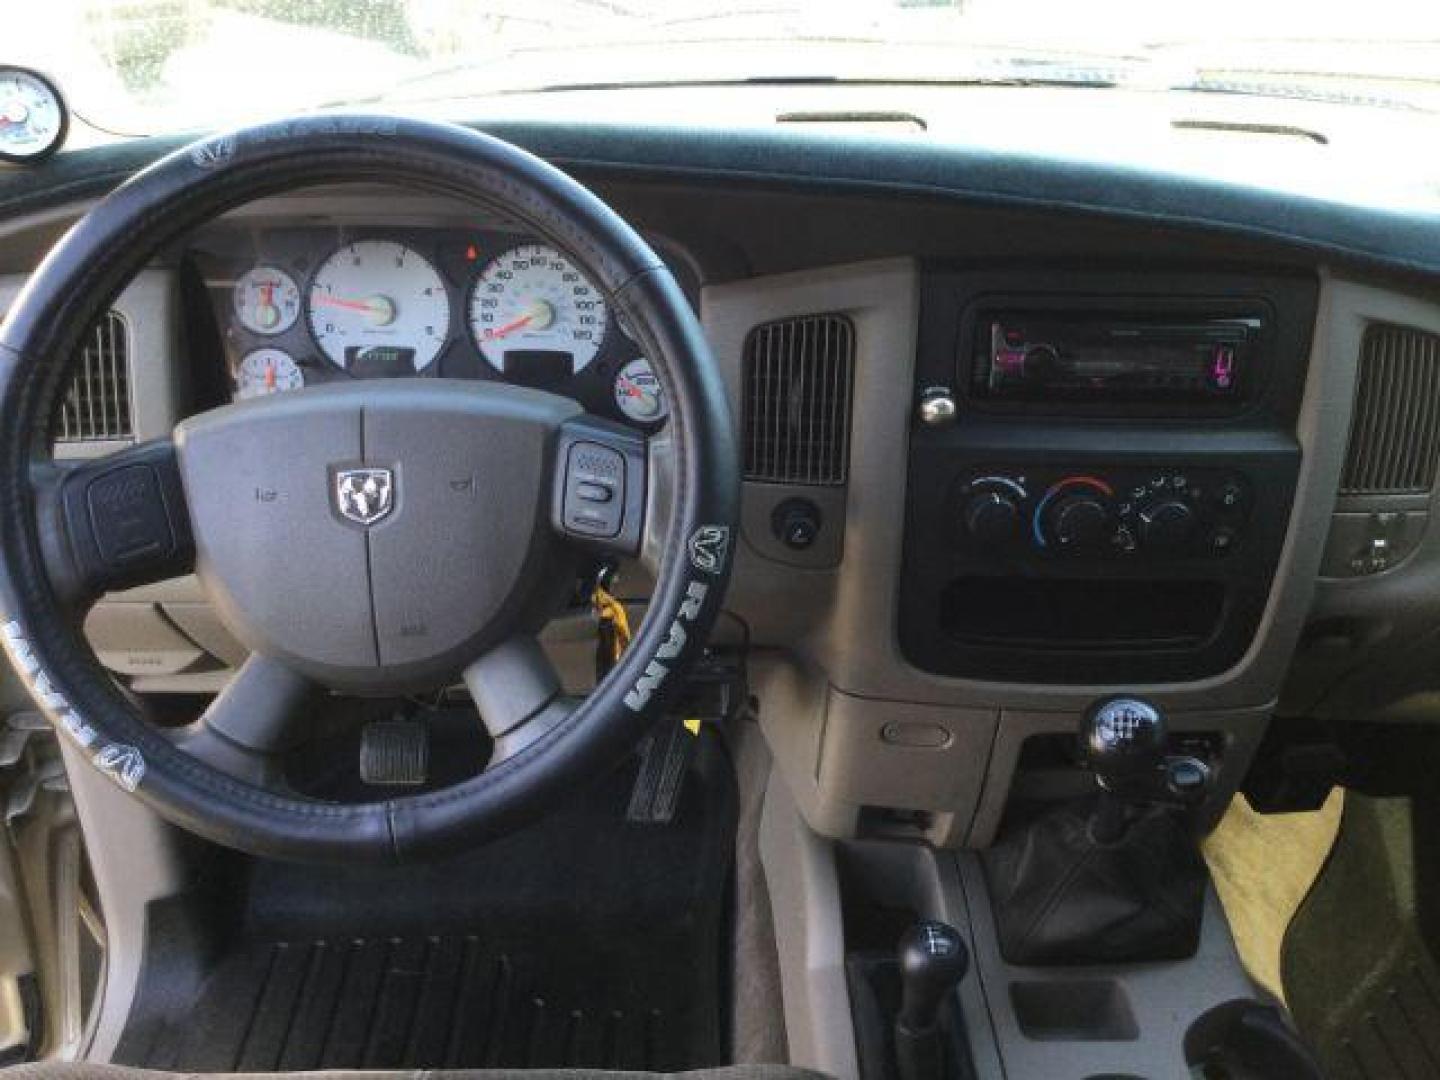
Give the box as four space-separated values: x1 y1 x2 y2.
0 116 738 862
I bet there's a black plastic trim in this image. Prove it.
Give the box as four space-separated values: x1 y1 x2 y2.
2 121 1440 281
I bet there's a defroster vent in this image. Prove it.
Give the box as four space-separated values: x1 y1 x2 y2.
1341 324 1440 495
743 314 855 485
56 310 132 443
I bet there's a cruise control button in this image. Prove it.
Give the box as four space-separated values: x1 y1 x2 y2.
562 441 625 537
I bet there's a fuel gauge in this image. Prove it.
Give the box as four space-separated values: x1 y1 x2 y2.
0 68 67 164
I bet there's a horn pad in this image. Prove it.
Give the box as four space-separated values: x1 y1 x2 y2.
175 381 580 689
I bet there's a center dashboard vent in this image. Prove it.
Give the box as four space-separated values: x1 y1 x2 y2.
55 310 133 444
742 314 855 486
1340 323 1440 496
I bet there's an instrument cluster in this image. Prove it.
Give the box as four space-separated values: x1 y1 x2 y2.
196 226 669 428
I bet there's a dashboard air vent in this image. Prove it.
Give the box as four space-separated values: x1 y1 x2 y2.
56 310 132 444
1341 324 1440 495
743 314 855 486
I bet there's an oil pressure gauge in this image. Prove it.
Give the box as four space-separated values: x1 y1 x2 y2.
0 68 67 164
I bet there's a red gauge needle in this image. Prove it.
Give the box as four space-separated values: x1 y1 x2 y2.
313 294 381 313
485 312 537 340
618 377 643 399
265 359 276 392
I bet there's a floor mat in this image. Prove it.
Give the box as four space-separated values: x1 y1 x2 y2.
114 725 737 1073
1282 792 1440 1080
1202 788 1343 1003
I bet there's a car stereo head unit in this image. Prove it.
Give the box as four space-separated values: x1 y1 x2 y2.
969 308 1264 408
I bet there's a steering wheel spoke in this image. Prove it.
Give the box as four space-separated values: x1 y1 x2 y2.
169 655 319 785
36 439 194 606
462 636 575 765
550 415 649 559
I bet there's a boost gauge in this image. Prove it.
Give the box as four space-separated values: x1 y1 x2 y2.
0 68 67 164
234 266 300 334
470 243 607 377
308 240 450 373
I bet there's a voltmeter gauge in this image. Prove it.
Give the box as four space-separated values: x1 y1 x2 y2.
234 266 301 335
613 357 667 423
234 348 304 400
0 68 67 163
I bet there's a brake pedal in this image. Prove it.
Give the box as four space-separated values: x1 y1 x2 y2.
359 719 428 786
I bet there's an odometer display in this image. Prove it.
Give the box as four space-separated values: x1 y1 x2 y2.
469 244 608 374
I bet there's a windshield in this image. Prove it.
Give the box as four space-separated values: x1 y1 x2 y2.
24 0 1440 138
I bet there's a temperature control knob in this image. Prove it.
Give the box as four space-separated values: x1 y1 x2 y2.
1139 499 1196 549
964 490 1021 545
1047 493 1110 550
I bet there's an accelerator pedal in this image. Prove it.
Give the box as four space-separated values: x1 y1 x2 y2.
627 719 700 825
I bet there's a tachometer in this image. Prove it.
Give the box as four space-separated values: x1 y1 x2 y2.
234 266 300 335
234 348 303 400
308 240 450 372
469 243 607 376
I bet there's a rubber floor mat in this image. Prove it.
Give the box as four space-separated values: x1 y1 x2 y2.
1283 792 1440 1079
115 725 736 1073
138 932 690 1072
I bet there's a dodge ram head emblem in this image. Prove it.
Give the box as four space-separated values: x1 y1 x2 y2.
335 468 395 525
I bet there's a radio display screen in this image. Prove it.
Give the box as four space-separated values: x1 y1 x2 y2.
969 310 1262 405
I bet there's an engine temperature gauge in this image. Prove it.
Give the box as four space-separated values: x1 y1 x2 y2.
234 266 301 335
235 348 303 400
614 357 667 423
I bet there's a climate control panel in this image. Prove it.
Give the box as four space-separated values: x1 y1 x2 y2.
957 467 1251 561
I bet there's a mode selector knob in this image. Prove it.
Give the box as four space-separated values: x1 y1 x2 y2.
1048 493 1110 550
964 490 1021 545
1139 499 1196 549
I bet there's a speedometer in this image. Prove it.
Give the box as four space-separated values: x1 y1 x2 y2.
469 244 608 376
308 240 450 373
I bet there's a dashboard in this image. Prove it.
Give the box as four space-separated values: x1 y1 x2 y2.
189 223 670 428
5 115 1440 855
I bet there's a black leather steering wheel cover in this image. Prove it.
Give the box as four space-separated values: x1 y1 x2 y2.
0 115 738 862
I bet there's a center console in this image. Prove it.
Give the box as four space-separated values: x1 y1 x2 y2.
901 269 1317 684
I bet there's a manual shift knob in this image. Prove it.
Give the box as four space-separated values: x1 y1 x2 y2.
897 921 970 1034
1082 697 1167 792
894 922 969 1080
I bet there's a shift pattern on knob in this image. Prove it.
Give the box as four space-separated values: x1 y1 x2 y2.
897 921 970 1034
1083 697 1167 789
